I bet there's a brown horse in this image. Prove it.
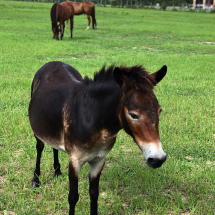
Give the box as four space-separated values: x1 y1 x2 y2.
29 61 167 215
65 1 97 30
50 1 74 40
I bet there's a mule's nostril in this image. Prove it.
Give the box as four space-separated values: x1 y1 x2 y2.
147 158 154 163
146 155 166 169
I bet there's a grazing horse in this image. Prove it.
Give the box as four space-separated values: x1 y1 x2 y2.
65 1 97 30
29 61 167 215
50 1 74 40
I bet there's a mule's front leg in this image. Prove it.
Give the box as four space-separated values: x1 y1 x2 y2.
68 158 80 215
89 159 105 215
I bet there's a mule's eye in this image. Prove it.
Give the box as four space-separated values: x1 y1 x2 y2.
129 113 139 120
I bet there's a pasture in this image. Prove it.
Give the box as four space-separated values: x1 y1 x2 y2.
0 1 214 214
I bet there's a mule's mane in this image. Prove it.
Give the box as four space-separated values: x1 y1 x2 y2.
83 64 155 91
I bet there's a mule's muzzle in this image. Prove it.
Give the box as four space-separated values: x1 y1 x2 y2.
146 155 166 169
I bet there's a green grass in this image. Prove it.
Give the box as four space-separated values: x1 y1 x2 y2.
0 1 215 214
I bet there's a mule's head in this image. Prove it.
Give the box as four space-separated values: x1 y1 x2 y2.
113 65 167 169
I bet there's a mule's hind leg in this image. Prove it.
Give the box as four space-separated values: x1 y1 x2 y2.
53 148 62 177
86 15 91 30
88 159 105 215
32 136 44 188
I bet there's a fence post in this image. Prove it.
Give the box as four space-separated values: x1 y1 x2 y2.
202 0 206 8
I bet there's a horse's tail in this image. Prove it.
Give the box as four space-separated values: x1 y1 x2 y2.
91 4 96 29
51 3 59 34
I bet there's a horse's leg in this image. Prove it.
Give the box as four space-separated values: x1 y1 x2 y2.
53 148 62 177
60 21 64 40
70 17 73 38
32 136 44 188
94 18 97 30
88 159 105 215
65 19 69 29
68 158 80 215
61 22 65 40
86 15 90 30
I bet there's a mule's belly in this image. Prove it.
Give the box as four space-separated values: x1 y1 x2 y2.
35 133 66 152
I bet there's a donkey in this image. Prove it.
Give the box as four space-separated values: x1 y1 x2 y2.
29 61 167 215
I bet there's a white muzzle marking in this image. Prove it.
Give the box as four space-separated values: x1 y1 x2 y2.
140 142 166 161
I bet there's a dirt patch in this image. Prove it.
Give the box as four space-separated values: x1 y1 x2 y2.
205 161 215 165
168 210 191 215
2 211 16 215
0 174 8 190
82 53 101 59
185 156 193 161
13 149 23 158
199 41 215 45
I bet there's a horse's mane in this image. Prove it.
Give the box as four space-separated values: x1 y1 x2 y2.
83 64 155 91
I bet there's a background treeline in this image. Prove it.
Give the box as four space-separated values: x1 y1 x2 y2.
7 0 215 12
7 0 194 10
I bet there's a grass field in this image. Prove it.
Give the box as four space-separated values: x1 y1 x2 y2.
0 1 215 214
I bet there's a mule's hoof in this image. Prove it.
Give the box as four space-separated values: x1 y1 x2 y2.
85 27 90 30
55 170 62 177
32 182 40 189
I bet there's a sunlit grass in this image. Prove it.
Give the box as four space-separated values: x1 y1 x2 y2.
0 1 214 214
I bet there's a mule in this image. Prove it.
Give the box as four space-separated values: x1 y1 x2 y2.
65 1 97 30
29 61 167 215
50 1 74 40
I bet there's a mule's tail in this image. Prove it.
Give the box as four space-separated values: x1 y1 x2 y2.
91 5 97 29
51 3 59 34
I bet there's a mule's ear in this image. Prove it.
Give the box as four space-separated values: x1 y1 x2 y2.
150 65 167 86
113 67 134 92
113 67 123 87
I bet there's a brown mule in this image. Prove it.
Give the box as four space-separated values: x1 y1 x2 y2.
50 1 74 40
65 1 97 30
29 61 167 215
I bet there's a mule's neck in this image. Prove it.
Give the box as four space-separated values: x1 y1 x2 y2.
69 81 123 140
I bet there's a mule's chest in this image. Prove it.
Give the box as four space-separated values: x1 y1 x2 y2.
76 131 117 165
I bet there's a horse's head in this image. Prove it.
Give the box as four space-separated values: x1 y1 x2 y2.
113 65 167 169
53 26 59 40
